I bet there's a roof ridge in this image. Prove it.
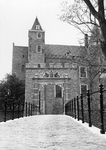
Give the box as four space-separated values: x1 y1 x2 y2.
45 44 82 47
13 45 28 48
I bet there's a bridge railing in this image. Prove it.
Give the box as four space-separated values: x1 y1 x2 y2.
0 99 38 122
65 84 106 134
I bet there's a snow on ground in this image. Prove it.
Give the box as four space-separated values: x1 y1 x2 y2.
70 116 106 139
0 115 106 150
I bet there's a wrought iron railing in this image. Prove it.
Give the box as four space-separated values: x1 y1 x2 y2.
0 99 38 122
65 84 106 134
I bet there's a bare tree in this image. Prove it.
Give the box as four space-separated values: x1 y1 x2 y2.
60 0 106 57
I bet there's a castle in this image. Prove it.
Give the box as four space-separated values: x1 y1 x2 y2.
12 17 94 114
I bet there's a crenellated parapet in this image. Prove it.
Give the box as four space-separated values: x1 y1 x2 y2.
45 54 85 61
26 62 78 69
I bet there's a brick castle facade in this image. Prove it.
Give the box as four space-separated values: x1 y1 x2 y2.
12 17 94 114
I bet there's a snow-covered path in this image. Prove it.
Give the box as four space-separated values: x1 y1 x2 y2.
0 115 106 150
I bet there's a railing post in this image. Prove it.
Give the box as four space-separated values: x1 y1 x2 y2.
73 99 74 117
72 99 73 117
99 84 105 134
31 103 32 116
33 104 35 115
87 90 92 127
18 100 20 119
39 91 40 114
29 103 30 116
29 103 31 116
12 98 15 120
81 94 84 123
22 102 25 117
70 100 72 116
77 96 79 121
74 98 76 119
63 91 65 114
32 104 34 115
4 97 7 122
26 102 27 117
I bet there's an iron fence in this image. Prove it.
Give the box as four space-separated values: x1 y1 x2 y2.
65 84 106 134
0 99 38 122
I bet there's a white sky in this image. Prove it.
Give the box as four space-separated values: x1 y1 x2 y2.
0 0 83 80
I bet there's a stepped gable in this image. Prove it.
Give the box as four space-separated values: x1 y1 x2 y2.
44 44 86 56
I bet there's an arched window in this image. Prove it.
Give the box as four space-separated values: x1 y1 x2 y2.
21 65 25 72
37 32 42 39
55 85 62 98
36 25 40 30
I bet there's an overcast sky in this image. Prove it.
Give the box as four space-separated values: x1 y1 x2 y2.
0 0 83 80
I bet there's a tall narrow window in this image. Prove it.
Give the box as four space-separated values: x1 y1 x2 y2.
80 84 87 97
21 65 25 72
33 84 39 100
36 25 40 30
79 66 87 78
36 45 42 53
56 85 62 98
37 32 42 39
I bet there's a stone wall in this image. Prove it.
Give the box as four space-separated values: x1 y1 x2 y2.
12 44 28 80
28 30 45 63
25 66 81 105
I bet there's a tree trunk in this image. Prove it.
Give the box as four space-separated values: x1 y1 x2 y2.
84 0 106 57
101 41 106 57
98 16 106 57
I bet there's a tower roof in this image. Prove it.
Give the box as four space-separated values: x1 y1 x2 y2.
31 17 43 30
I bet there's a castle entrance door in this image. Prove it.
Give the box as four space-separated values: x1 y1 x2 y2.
44 84 64 114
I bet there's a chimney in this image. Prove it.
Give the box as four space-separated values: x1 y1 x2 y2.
84 34 88 48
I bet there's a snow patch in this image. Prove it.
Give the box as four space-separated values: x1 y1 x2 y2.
69 116 106 138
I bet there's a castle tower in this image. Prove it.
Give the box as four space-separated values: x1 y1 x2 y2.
28 17 45 63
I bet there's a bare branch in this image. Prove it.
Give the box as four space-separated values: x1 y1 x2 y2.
66 20 86 34
83 0 98 19
60 0 106 57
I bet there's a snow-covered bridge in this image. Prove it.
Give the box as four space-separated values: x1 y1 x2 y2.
0 115 106 150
